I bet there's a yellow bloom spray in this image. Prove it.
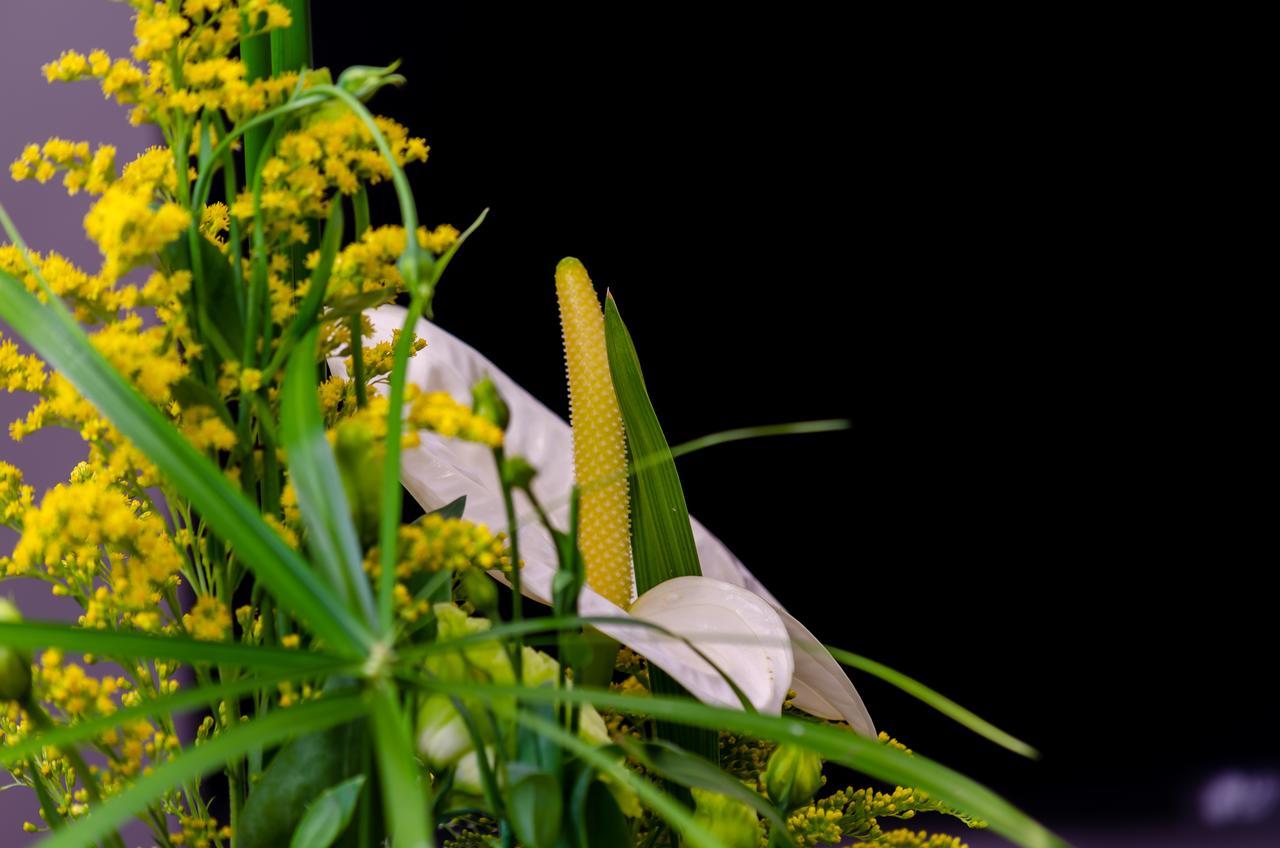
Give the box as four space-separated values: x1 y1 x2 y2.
555 257 633 608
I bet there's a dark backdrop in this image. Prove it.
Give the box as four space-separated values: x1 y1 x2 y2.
313 6 1275 842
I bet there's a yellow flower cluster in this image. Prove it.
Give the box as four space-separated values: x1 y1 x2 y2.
169 812 233 848
9 139 116 195
182 595 230 641
232 114 431 243
42 1 295 126
874 831 969 848
0 336 45 394
327 223 460 297
366 515 510 621
93 313 188 404
408 390 504 447
84 148 190 283
4 475 183 631
783 780 984 846
0 462 36 527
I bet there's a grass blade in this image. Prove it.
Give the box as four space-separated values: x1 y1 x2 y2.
282 326 377 625
0 621 342 670
0 265 372 656
418 680 1067 848
369 684 433 848
823 645 1039 759
603 293 716 764
2 663 355 768
36 694 366 848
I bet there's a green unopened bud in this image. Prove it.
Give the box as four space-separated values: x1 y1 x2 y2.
461 569 498 616
416 694 473 768
337 61 407 102
501 456 536 490
0 598 33 702
397 246 435 300
471 378 510 431
764 744 824 809
691 788 760 848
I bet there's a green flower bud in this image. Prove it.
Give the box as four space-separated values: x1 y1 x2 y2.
0 598 33 702
336 61 407 102
691 788 760 848
416 694 473 768
501 456 536 490
471 378 510 431
397 246 435 299
461 569 498 615
764 744 824 809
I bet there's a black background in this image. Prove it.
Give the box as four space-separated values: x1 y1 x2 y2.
314 7 1272 835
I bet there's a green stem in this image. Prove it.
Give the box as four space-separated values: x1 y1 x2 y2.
350 188 371 407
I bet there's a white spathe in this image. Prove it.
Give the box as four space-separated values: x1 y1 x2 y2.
331 305 874 734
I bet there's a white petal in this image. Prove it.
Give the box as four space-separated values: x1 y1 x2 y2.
336 305 874 732
624 576 794 714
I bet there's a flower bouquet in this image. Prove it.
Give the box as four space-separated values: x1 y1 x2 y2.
0 3 1066 847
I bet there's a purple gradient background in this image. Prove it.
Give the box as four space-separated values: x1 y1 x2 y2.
1 4 1277 848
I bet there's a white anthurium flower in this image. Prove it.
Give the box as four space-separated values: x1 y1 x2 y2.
331 304 875 735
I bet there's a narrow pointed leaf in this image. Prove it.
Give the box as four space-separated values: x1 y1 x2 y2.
824 644 1039 758
0 621 342 671
603 293 717 763
282 326 376 624
0 268 371 655
2 663 354 768
290 776 366 848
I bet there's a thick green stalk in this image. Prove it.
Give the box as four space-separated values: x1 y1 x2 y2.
350 187 371 407
271 0 312 75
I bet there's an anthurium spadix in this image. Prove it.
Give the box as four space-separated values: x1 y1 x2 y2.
331 304 875 735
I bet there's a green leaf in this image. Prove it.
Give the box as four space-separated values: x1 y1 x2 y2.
0 621 341 671
2 663 353 768
369 683 434 848
282 326 377 625
36 694 366 848
290 776 366 848
823 644 1039 759
423 495 467 520
603 293 716 765
162 234 245 356
511 707 726 848
602 293 700 592
241 717 368 848
0 266 372 656
505 765 562 848
570 766 632 848
265 199 345 381
619 739 789 839
422 681 1067 848
169 376 235 428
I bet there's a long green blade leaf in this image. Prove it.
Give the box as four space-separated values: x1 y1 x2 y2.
282 326 377 625
0 621 342 670
36 694 366 848
418 680 1067 848
369 684 433 848
603 293 716 764
0 266 371 656
824 645 1039 758
2 662 354 768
